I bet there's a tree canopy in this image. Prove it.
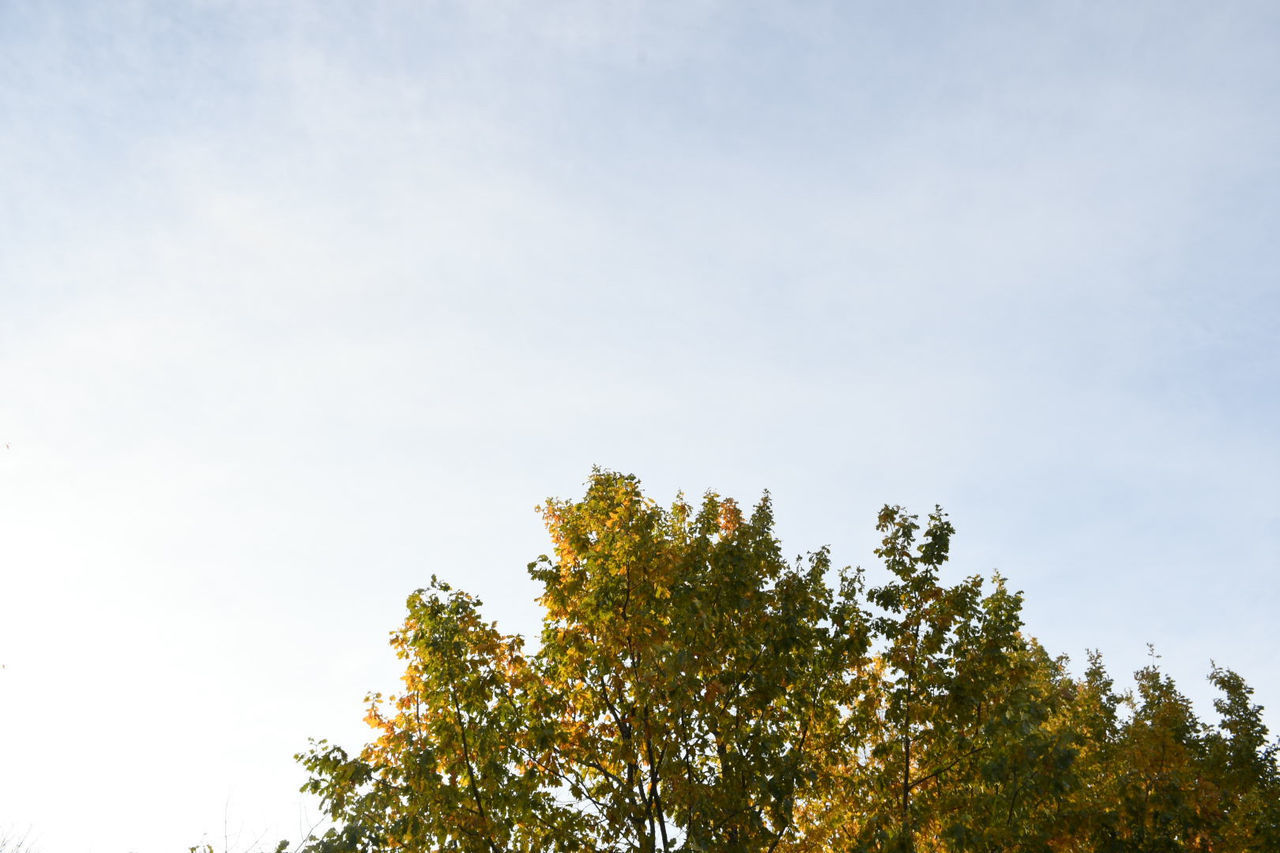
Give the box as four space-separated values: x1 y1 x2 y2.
297 470 1278 853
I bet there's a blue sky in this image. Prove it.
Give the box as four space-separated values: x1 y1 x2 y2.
1 2 1278 850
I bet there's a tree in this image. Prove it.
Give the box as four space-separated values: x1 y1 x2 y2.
296 470 1274 852
299 580 581 852
528 472 866 852
300 470 866 852
1108 652 1216 853
1054 650 1128 851
841 506 1078 853
1201 665 1280 851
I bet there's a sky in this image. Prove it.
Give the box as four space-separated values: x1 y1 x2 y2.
1 1 1277 850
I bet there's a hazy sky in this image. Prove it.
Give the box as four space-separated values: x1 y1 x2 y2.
1 2 1277 851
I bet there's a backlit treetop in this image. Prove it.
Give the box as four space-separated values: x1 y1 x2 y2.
298 470 1279 853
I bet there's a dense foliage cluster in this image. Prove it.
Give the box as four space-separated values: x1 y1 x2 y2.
298 471 1278 852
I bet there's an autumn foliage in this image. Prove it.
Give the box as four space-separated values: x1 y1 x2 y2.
298 471 1279 852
